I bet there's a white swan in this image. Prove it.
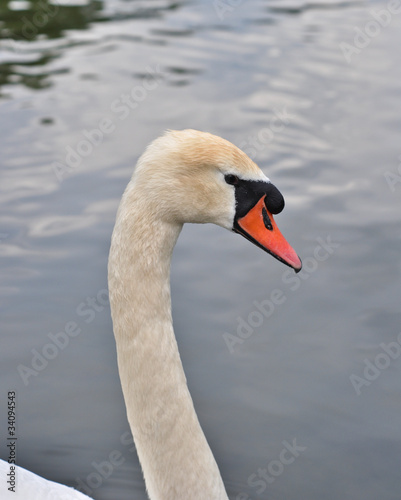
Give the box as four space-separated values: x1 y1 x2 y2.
0 459 91 499
1 129 301 500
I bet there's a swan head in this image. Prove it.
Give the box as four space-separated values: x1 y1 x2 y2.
133 129 302 272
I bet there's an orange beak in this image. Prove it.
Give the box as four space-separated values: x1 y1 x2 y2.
235 196 302 272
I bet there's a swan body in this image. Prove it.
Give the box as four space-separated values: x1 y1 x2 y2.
1 129 301 500
0 459 92 499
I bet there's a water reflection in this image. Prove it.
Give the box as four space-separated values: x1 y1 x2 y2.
0 0 100 92
0 0 102 42
0 0 185 93
268 0 362 15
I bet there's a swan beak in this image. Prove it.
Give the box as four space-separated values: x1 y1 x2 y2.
234 196 302 272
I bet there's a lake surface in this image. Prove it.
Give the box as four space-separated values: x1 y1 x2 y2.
1 0 401 499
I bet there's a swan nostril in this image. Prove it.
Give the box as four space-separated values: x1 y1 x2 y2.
262 207 273 230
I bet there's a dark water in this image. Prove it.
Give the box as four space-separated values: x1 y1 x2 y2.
1 0 401 499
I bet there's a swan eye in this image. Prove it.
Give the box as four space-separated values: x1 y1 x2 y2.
225 174 239 186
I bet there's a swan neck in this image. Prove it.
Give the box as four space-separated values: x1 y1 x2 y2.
108 181 228 500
